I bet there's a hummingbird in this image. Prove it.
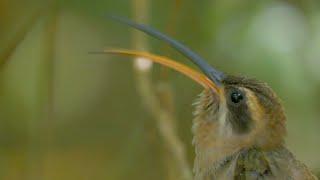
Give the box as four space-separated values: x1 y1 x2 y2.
99 15 318 180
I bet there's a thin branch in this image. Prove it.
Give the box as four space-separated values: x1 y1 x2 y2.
159 0 182 82
40 4 58 179
0 10 41 69
131 0 192 179
136 72 192 180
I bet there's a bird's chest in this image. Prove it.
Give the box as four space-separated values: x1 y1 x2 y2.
194 148 290 180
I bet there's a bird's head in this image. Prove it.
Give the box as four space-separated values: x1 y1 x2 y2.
98 15 287 156
193 75 286 153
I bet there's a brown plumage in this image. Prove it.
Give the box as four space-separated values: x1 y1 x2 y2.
192 76 317 179
102 15 318 180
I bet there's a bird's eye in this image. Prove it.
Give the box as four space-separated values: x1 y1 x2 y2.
230 91 244 104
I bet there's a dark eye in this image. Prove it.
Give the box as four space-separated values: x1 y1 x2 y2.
230 91 244 104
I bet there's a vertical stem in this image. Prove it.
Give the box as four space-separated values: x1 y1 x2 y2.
40 5 58 180
132 0 149 52
24 6 57 180
131 0 192 179
159 0 182 82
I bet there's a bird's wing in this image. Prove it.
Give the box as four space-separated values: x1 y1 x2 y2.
264 147 318 180
203 147 317 180
231 147 318 180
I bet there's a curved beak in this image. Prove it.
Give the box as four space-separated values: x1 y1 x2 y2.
93 49 221 93
96 15 226 94
106 15 225 86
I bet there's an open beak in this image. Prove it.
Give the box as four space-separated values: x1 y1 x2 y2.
99 48 221 93
99 15 225 94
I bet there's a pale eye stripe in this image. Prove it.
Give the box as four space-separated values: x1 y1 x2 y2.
243 88 264 123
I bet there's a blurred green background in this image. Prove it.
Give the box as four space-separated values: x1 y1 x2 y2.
0 0 319 179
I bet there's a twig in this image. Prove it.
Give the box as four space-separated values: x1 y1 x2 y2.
131 0 192 179
0 11 40 69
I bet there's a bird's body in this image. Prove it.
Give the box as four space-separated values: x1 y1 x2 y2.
194 145 316 180
103 16 318 180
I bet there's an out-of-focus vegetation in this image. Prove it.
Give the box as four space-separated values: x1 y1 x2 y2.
0 0 319 179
